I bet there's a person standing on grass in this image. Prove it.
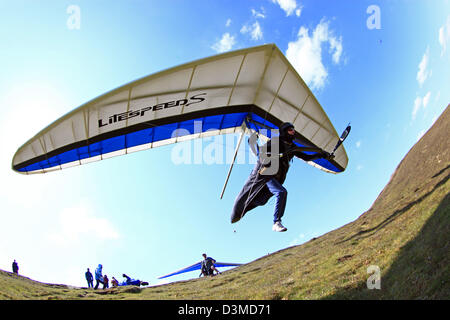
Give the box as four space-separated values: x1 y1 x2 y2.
94 264 104 290
12 260 19 275
85 268 94 288
103 274 109 289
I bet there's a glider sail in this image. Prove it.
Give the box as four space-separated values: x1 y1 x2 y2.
12 44 348 174
157 261 242 279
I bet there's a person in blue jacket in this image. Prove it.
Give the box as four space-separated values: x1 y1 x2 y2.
94 264 104 290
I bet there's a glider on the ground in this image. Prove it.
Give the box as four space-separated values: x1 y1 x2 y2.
157 261 242 279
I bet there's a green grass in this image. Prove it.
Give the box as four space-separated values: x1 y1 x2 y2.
1 105 449 300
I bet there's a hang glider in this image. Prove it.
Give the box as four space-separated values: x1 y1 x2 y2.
12 44 348 175
157 261 242 279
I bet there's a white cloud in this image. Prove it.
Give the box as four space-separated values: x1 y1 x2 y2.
295 7 303 17
47 200 120 246
356 141 361 148
416 46 431 87
286 19 344 90
241 21 263 41
240 25 248 34
412 92 431 120
211 33 236 53
438 16 450 56
422 91 431 108
251 8 266 19
240 7 265 42
412 96 422 120
272 0 300 17
435 91 440 102
328 36 343 64
226 18 232 27
356 165 363 171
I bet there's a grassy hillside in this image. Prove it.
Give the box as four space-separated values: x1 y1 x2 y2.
1 105 448 300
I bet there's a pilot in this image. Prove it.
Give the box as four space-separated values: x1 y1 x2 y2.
230 122 333 232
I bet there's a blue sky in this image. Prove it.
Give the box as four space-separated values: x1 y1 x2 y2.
0 0 448 287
